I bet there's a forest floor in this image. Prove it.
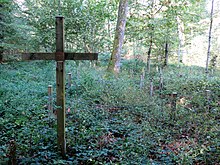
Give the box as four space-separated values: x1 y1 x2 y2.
0 61 219 164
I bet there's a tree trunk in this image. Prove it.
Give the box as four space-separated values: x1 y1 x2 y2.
107 15 112 52
146 0 155 72
164 41 169 66
147 33 153 72
177 16 185 64
206 0 215 73
107 0 128 74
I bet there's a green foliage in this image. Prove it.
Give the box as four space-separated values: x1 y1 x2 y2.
0 0 219 163
21 0 118 52
0 0 29 53
121 59 146 74
0 61 219 164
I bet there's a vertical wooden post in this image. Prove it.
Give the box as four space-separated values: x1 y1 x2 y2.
8 140 16 165
130 69 134 77
150 79 153 97
159 73 163 95
159 67 163 75
171 92 177 120
211 69 214 75
156 66 159 72
56 16 66 157
68 73 72 88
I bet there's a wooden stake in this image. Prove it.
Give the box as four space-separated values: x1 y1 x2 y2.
159 67 163 75
156 66 159 72
211 69 214 75
140 74 144 89
56 16 66 157
171 92 177 120
130 69 134 77
159 74 163 95
8 140 16 165
150 79 153 97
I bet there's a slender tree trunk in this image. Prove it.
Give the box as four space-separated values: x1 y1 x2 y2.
107 13 112 52
164 41 169 66
177 16 185 64
206 0 215 73
146 0 155 72
107 0 128 74
147 33 153 72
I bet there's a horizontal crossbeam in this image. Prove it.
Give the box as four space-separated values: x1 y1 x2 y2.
65 53 98 60
20 52 98 61
22 53 55 60
3 52 98 61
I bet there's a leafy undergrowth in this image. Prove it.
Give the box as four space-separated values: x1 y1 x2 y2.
0 61 219 164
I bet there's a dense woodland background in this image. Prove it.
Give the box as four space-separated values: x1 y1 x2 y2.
1 0 220 69
0 0 220 164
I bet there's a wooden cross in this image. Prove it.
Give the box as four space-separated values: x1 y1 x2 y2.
21 16 98 157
